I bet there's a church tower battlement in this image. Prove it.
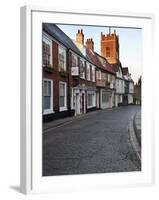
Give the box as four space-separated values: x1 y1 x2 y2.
100 29 119 64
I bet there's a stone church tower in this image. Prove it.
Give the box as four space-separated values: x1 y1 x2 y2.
100 29 119 64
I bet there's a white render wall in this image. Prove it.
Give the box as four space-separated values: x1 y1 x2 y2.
128 94 134 104
115 78 125 94
129 82 134 94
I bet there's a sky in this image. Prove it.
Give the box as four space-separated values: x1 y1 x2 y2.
58 24 142 83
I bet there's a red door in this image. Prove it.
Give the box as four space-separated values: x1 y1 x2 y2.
82 93 85 113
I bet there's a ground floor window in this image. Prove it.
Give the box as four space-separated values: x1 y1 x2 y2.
102 92 109 103
87 91 96 108
43 79 53 114
59 81 67 111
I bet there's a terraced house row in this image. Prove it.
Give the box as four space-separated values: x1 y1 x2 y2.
42 24 134 122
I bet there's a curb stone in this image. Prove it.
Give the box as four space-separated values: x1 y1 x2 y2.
128 112 141 165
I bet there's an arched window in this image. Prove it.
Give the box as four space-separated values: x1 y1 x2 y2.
106 47 110 57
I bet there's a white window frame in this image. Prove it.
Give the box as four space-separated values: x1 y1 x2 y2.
80 58 85 79
87 91 96 108
58 45 66 72
72 53 78 68
43 78 54 115
59 81 67 111
96 70 102 80
92 65 95 82
86 62 90 81
42 33 53 66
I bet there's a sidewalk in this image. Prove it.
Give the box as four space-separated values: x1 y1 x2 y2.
134 111 141 146
128 110 141 162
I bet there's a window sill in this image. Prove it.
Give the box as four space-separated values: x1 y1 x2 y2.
59 71 68 77
43 109 54 115
44 66 54 73
87 105 96 109
59 107 68 112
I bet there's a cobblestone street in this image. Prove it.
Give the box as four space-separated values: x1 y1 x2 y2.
43 106 141 176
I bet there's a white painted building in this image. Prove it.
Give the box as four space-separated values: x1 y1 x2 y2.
113 63 125 107
123 67 134 105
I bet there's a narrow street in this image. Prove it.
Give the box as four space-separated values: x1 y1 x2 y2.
43 105 141 176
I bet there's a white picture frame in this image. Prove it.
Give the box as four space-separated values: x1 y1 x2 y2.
20 6 154 194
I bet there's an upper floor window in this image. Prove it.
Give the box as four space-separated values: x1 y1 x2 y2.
42 35 52 67
86 63 90 81
96 70 101 80
58 45 66 71
80 59 85 79
72 53 78 68
107 74 110 83
106 47 110 57
92 65 95 82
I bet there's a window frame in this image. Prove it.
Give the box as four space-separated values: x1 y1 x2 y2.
42 33 53 67
80 58 85 79
72 52 78 68
86 62 91 81
59 81 67 111
58 44 67 72
96 70 102 81
92 65 95 82
43 78 54 115
87 91 96 108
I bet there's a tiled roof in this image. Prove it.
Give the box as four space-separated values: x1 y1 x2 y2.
86 49 105 69
86 48 115 74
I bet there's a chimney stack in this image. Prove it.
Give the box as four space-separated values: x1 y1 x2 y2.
76 29 84 45
86 38 94 51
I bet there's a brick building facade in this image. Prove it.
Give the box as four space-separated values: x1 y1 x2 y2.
42 24 135 122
